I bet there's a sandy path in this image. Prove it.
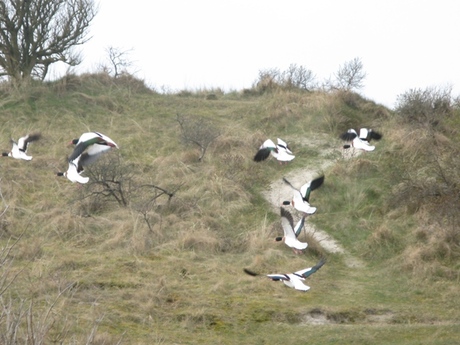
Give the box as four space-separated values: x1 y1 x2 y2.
262 141 364 268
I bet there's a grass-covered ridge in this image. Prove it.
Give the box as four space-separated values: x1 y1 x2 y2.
0 74 459 344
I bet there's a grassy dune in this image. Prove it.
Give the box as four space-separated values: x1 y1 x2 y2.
0 74 459 344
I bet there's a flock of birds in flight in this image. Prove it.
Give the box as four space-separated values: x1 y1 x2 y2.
2 127 381 292
243 128 382 291
1 131 119 183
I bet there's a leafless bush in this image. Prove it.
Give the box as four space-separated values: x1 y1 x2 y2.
81 152 135 207
130 183 182 233
78 152 181 235
395 85 454 126
253 64 316 93
328 57 366 91
254 68 281 93
176 114 221 162
280 64 316 91
393 86 459 188
388 86 460 259
104 46 134 78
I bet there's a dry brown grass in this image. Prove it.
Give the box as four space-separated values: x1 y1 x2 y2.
0 78 459 344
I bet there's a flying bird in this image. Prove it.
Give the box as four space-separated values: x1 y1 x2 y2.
254 138 295 163
340 128 382 151
282 175 325 215
57 158 90 184
276 207 308 254
68 132 119 163
57 132 118 184
2 133 41 161
243 258 326 292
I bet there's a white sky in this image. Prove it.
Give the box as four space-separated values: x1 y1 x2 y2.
51 0 460 109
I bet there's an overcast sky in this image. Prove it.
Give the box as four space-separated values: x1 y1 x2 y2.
52 0 460 109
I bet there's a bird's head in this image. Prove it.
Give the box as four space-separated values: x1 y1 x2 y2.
67 139 78 147
282 201 291 206
275 236 283 242
1 152 10 157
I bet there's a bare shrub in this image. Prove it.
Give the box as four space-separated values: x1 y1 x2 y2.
253 64 316 93
80 152 135 207
77 152 180 239
104 46 134 78
390 86 460 223
280 64 316 91
386 88 460 271
176 114 221 162
331 57 366 91
254 68 282 93
395 85 454 126
130 182 181 234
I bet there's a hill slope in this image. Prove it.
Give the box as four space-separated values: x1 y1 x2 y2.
0 74 459 344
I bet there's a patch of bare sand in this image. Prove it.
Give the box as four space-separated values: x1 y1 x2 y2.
262 140 364 268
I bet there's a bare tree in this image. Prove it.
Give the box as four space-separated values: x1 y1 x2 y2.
176 114 221 162
105 46 134 78
0 0 97 85
333 57 366 91
281 63 316 91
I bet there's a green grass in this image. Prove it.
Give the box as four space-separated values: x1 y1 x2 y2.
0 74 459 344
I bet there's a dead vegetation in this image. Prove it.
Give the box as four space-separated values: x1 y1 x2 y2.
0 76 459 343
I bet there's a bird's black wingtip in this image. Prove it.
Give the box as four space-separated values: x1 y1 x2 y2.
310 175 325 191
243 268 259 277
315 257 327 270
28 133 42 142
253 148 270 162
369 130 383 141
340 132 357 141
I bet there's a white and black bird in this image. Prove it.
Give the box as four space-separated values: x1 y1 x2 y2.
254 138 295 163
275 207 308 254
2 133 41 161
244 258 326 292
282 175 325 215
57 158 90 184
57 132 118 184
340 128 382 151
68 132 119 163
